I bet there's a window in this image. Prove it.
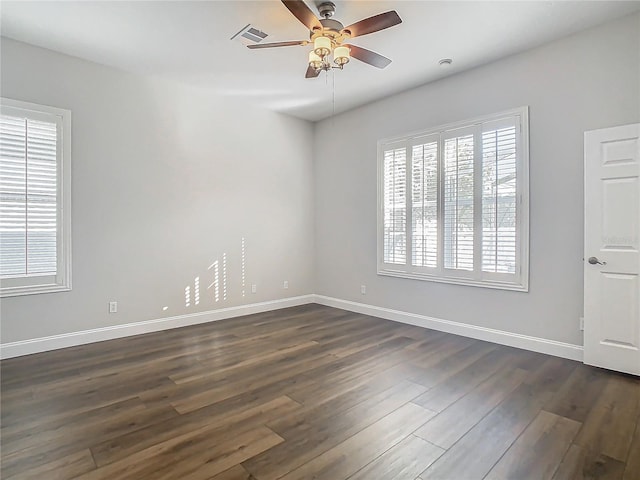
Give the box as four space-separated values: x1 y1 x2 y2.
0 98 71 297
378 107 529 291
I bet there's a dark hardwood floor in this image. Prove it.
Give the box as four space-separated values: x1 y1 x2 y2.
1 304 639 479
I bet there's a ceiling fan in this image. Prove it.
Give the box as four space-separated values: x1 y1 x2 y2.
247 0 402 78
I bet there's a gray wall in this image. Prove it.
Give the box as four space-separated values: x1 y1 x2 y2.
0 38 315 343
314 13 640 346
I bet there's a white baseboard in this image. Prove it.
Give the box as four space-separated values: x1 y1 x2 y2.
0 295 315 359
1 293 583 362
313 295 584 362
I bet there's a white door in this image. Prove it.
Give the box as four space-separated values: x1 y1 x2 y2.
584 123 640 376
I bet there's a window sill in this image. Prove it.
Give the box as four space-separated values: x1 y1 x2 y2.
378 268 528 292
0 283 72 298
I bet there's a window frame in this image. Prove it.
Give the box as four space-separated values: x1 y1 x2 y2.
377 107 529 292
0 98 72 297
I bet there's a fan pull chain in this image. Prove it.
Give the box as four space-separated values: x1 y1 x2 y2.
332 69 336 118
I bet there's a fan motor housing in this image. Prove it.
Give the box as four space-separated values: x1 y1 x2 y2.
319 19 344 33
318 2 336 18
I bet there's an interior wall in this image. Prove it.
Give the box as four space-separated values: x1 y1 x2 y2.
0 38 315 343
313 13 640 346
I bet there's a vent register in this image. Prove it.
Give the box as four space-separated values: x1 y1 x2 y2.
231 24 268 46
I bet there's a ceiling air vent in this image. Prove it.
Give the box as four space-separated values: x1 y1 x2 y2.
231 24 268 46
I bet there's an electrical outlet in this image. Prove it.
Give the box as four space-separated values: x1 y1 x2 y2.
283 280 289 289
579 317 584 331
360 285 366 295
109 301 118 313
251 284 257 294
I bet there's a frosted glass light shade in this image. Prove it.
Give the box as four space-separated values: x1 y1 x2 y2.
308 51 323 69
313 36 331 57
333 46 350 65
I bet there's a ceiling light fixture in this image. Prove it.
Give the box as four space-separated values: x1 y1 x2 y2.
308 34 351 74
306 4 351 75
247 1 401 79
313 36 332 57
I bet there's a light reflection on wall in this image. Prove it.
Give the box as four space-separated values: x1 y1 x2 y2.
179 241 240 311
223 253 227 301
241 237 246 297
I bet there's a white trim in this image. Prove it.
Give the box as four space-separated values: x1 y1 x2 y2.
0 97 72 297
378 270 528 292
0 295 315 359
313 295 583 362
0 283 71 298
378 107 530 145
0 294 583 362
377 106 530 292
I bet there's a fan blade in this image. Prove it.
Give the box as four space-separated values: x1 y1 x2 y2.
305 65 320 78
282 0 322 31
342 11 402 38
247 40 308 49
347 44 392 69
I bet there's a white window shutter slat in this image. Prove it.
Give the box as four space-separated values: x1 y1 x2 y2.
482 124 517 274
443 134 474 271
411 141 438 268
0 114 58 277
383 147 407 265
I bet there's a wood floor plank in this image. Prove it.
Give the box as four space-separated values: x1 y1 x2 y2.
267 369 415 436
142 349 334 412
409 335 477 370
408 341 497 389
78 425 282 480
152 428 282 480
2 374 176 430
284 340 423 406
3 449 96 480
347 434 444 480
413 364 527 449
2 396 147 448
544 363 611 423
484 410 581 480
624 414 640 480
411 346 516 412
2 305 638 480
552 444 627 480
3 400 177 457
209 465 256 480
243 380 427 480
419 357 577 479
169 340 319 384
573 373 640 462
166 335 414 415
90 395 300 467
276 402 436 480
1 399 178 478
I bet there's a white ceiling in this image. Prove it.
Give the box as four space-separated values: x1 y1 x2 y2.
2 1 639 121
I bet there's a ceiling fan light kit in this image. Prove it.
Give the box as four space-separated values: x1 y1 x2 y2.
247 0 402 78
313 36 332 57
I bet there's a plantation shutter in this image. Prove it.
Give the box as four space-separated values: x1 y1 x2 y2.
411 137 439 268
382 146 407 265
481 119 518 274
0 114 58 277
378 107 527 291
443 130 474 271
